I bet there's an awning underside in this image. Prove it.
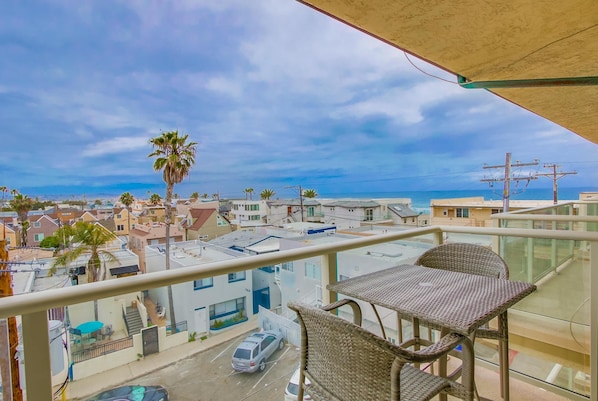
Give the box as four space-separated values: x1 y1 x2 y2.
298 0 598 144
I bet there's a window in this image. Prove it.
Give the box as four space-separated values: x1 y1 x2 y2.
210 297 245 319
281 262 293 272
491 209 501 214
365 209 373 221
305 262 321 280
194 277 214 289
307 207 314 217
117 224 124 231
456 208 470 218
33 221 41 228
249 215 261 221
261 335 274 350
116 214 122 219
228 271 246 282
259 265 275 273
34 233 44 242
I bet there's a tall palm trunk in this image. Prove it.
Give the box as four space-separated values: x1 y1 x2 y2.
127 209 131 249
164 184 176 333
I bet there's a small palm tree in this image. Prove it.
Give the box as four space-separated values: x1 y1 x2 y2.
52 221 118 283
303 189 319 198
149 193 162 205
9 192 34 246
149 130 197 333
190 192 199 201
260 189 276 200
201 193 209 199
244 188 254 200
1 186 9 240
119 192 135 248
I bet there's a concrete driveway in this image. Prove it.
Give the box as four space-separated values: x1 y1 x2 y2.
121 333 300 401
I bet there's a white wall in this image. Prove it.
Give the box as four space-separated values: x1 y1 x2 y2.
145 245 254 334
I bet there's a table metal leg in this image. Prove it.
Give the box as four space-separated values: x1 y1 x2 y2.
438 326 448 401
499 312 510 401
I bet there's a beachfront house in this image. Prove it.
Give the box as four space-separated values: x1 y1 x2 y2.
430 198 561 227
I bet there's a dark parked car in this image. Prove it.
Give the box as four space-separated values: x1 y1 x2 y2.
231 330 285 372
86 385 168 401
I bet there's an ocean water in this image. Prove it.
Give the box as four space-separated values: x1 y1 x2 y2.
318 187 598 214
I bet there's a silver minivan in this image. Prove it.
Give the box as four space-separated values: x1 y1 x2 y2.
231 330 285 373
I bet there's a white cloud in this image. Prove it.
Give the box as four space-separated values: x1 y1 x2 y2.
82 136 149 157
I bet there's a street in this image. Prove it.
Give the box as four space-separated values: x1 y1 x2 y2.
126 333 300 401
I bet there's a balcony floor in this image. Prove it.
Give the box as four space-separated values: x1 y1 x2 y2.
441 358 574 401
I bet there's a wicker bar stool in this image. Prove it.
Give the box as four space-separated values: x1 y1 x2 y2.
289 300 474 401
409 242 510 399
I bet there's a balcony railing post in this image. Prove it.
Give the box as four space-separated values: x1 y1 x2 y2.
527 220 534 283
433 231 443 246
321 252 338 305
591 241 598 401
21 310 52 401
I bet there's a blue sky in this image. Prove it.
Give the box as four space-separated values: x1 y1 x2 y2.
1 1 597 200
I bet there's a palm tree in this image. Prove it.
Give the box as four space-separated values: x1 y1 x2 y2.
212 193 219 200
190 192 199 201
52 221 118 282
149 193 162 205
119 192 135 248
1 186 9 240
149 130 197 333
303 189 319 198
244 188 254 200
201 193 209 199
260 189 276 200
52 221 118 319
9 192 34 246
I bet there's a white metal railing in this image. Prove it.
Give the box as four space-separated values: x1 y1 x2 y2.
1 224 597 400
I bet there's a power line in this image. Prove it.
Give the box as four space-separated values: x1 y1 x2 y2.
536 164 577 204
481 152 539 212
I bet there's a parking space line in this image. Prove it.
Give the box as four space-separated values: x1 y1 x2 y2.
252 347 290 390
211 341 238 363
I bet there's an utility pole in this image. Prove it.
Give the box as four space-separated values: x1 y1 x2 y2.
0 240 23 401
536 164 577 204
481 152 539 212
285 185 304 222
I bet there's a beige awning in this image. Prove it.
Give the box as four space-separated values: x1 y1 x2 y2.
297 0 598 144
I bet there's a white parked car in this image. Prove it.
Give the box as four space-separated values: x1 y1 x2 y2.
284 367 311 401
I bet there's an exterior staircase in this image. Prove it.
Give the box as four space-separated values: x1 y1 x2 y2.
125 306 143 336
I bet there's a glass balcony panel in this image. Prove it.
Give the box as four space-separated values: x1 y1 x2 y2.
497 234 591 397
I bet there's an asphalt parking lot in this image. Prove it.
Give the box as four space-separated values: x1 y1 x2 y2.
127 331 301 401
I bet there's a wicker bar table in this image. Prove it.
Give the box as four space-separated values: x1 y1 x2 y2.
327 264 536 401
